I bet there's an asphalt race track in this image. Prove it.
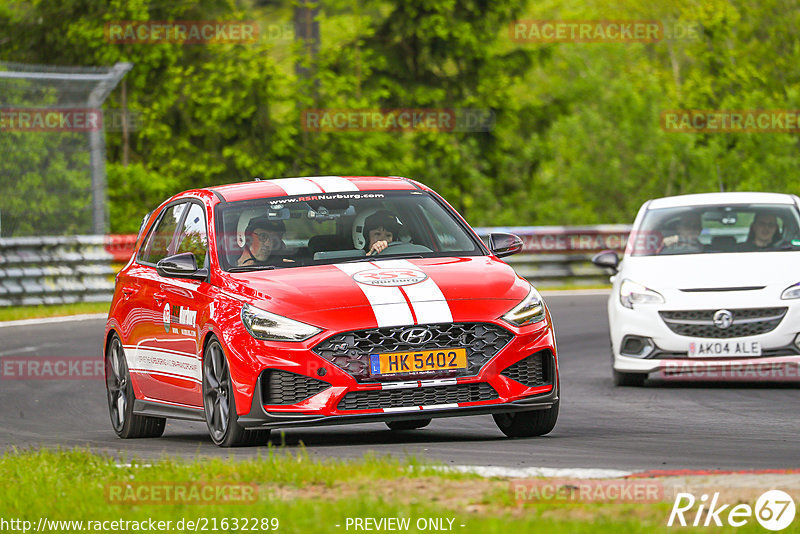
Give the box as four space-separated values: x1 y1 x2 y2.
1 293 798 471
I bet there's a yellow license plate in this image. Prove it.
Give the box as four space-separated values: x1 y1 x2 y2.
370 348 468 375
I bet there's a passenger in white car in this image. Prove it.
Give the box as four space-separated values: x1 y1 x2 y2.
742 213 781 250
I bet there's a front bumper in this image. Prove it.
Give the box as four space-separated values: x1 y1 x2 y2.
239 372 558 428
232 320 559 429
609 291 800 377
615 353 800 381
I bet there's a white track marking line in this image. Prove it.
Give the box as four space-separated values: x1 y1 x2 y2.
436 465 633 479
0 313 107 328
0 342 63 357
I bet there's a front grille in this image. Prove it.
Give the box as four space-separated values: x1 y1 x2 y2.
501 351 552 387
659 308 787 339
337 382 498 411
313 323 513 382
262 370 330 405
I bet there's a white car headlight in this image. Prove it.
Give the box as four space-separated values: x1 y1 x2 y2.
503 285 546 326
620 279 665 309
241 304 322 342
781 283 800 300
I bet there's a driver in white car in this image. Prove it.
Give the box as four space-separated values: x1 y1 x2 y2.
661 211 703 253
362 210 403 256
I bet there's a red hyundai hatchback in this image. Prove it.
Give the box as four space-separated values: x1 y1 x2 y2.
104 176 559 446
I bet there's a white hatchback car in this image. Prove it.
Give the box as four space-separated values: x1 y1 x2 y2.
593 192 800 386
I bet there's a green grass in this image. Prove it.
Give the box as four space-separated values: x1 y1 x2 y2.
0 448 772 533
0 302 109 322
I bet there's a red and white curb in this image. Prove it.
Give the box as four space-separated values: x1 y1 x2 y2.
436 465 800 479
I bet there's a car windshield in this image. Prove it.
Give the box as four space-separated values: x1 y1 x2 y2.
629 203 800 256
215 190 484 270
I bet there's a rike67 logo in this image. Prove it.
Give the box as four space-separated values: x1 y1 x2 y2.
668 490 796 530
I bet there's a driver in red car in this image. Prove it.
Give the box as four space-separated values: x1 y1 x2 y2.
363 210 402 255
238 216 286 266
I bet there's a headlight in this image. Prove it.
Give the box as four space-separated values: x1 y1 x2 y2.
502 285 546 326
241 304 322 342
782 283 800 300
620 279 665 309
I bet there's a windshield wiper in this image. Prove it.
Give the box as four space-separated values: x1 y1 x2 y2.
228 265 278 272
343 254 424 264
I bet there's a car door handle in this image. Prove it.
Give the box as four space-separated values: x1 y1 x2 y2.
121 286 138 299
153 292 167 304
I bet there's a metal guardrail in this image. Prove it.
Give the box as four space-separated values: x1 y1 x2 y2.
475 225 630 287
0 226 632 307
506 254 613 287
0 236 115 307
105 234 138 263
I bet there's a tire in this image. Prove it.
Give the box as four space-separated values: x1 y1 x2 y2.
203 337 270 447
493 401 559 438
613 369 647 387
106 334 166 439
386 418 432 430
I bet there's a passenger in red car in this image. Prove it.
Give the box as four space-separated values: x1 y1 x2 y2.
363 211 402 256
238 217 286 266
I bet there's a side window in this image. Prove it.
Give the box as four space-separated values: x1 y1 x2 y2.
418 204 473 251
138 203 187 265
175 203 208 267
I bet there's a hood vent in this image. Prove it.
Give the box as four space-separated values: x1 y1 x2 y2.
679 286 765 292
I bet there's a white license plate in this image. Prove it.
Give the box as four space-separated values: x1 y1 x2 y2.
688 340 762 357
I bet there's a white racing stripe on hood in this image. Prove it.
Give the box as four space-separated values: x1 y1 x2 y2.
306 176 359 192
377 259 453 324
335 263 414 327
271 177 324 196
335 260 453 327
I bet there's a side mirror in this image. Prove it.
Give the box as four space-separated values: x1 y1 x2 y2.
489 233 524 258
156 252 208 281
591 250 619 273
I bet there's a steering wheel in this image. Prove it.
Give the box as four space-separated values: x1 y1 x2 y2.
373 241 404 255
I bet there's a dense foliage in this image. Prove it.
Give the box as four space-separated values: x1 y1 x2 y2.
1 0 798 234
